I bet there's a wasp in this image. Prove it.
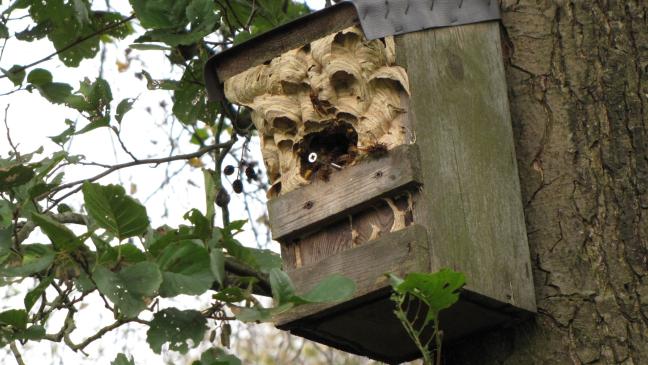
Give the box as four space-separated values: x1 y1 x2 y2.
359 141 389 159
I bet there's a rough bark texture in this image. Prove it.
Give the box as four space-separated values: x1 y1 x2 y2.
446 1 648 364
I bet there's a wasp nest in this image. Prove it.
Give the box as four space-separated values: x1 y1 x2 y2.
224 26 410 197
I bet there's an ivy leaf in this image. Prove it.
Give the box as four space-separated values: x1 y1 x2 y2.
112 353 136 365
156 241 214 297
24 275 54 311
0 244 55 277
146 308 206 354
393 269 465 321
93 262 162 318
31 213 80 251
82 182 150 240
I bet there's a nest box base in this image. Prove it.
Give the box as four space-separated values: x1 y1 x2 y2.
278 288 532 364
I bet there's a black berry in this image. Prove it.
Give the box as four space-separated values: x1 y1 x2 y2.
223 165 235 175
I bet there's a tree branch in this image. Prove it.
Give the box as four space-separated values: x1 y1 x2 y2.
16 212 86 244
0 15 136 79
45 140 236 212
9 342 26 365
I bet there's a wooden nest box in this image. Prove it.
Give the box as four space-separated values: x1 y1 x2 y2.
205 1 536 362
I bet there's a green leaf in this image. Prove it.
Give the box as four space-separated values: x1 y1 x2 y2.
31 213 80 251
3 65 26 87
129 43 172 51
142 0 218 46
183 208 210 239
269 268 295 305
130 0 191 28
198 348 242 365
17 324 46 340
115 98 135 123
0 23 8 38
298 274 356 304
212 287 246 303
27 68 52 86
93 262 162 318
234 303 293 323
14 22 49 42
37 82 73 104
394 269 465 320
0 165 35 191
71 0 91 24
172 61 217 125
112 353 136 365
0 244 55 277
24 275 54 311
0 309 28 330
246 249 282 274
146 308 206 354
156 241 214 297
209 250 225 286
0 200 13 230
82 182 150 240
28 2 126 66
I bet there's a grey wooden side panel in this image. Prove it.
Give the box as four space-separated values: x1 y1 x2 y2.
396 22 536 312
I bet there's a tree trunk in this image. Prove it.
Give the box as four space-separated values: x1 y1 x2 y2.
446 1 648 364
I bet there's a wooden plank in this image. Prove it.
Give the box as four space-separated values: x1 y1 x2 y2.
207 2 358 83
395 22 536 313
275 224 430 326
268 144 422 241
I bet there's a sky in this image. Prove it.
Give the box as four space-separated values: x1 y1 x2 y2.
0 1 328 364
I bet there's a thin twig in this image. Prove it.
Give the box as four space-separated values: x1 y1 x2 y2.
44 140 236 212
3 105 19 159
9 342 26 365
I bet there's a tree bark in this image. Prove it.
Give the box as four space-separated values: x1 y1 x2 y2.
446 1 648 364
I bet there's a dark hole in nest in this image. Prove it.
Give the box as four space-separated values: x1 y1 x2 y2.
297 121 358 181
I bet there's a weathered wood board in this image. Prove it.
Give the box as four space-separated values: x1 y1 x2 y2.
268 145 421 241
396 21 535 313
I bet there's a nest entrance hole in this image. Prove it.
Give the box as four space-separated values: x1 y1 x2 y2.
298 122 358 181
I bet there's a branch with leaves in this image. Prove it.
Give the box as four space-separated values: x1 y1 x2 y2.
0 1 362 364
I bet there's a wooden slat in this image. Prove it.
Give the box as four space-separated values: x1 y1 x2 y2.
209 3 358 83
275 224 430 326
268 144 422 241
396 22 536 313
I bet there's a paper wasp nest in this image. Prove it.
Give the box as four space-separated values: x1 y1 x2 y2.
224 26 410 197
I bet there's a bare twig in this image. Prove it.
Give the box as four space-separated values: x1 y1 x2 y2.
16 212 86 244
9 342 26 365
44 140 236 212
3 105 19 159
